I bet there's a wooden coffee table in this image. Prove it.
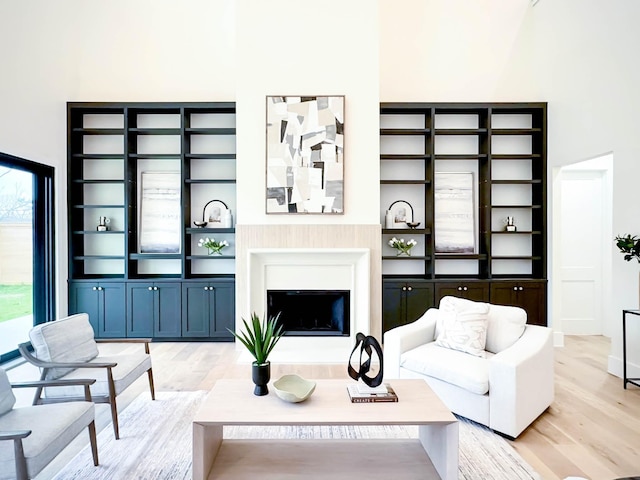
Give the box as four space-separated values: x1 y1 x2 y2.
193 378 458 479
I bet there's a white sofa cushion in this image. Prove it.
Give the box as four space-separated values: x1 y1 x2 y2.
29 313 99 380
435 297 489 357
437 296 526 354
485 303 527 353
0 369 16 416
43 353 152 398
400 342 493 395
0 401 94 479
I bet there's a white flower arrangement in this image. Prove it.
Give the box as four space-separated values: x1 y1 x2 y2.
388 237 417 256
198 237 229 255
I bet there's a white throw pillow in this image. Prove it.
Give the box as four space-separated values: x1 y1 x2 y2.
485 303 527 353
435 300 489 357
29 313 99 380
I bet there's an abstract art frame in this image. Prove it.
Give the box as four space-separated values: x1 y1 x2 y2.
266 95 344 214
434 172 476 254
138 171 181 253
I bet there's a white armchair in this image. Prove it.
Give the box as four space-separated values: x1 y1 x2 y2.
384 296 554 439
18 313 155 440
0 367 98 480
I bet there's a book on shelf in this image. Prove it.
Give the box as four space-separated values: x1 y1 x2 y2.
347 382 398 403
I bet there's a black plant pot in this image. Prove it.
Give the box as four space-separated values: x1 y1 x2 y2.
252 361 271 396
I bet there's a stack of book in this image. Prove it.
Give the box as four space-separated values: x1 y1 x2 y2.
347 382 398 403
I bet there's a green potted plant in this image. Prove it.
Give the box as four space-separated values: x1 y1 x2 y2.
615 234 640 308
615 234 640 262
228 312 284 396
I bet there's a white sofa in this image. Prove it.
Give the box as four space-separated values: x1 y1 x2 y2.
383 296 554 439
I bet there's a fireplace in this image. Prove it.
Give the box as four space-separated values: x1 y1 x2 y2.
267 290 350 336
244 247 371 363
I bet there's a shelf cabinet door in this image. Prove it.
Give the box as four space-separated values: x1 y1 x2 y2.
490 281 546 326
127 284 155 337
69 282 126 338
383 280 434 334
127 282 182 337
182 282 211 337
155 282 182 337
434 281 490 305
210 281 235 340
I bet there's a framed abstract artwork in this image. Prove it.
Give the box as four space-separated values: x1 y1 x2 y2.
434 172 476 254
266 96 344 214
138 172 181 253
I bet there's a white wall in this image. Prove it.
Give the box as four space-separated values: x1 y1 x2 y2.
235 0 380 225
523 0 640 377
379 0 533 101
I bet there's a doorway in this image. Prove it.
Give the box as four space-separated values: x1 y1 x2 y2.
552 153 613 336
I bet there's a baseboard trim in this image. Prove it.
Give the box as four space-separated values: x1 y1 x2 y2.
608 354 640 380
553 331 564 347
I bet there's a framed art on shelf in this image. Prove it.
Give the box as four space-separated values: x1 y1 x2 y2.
387 200 414 229
201 199 231 228
138 172 181 253
265 95 344 214
434 172 476 254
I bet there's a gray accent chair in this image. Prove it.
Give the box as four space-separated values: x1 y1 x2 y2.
0 367 98 480
18 313 155 440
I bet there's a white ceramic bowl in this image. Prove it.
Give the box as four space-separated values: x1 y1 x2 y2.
272 374 316 403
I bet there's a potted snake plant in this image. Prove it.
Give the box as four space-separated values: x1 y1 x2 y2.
228 312 284 396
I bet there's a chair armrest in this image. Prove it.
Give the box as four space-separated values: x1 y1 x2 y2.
11 379 96 389
18 342 117 369
488 325 555 437
0 431 31 441
95 338 152 354
383 308 439 379
95 338 152 344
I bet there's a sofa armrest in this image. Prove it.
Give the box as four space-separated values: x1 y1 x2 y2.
488 325 554 437
383 308 438 379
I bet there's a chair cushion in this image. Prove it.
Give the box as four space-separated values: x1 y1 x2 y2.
0 369 16 416
400 342 493 395
0 401 94 480
436 297 489 357
44 353 151 398
29 313 99 380
485 303 527 353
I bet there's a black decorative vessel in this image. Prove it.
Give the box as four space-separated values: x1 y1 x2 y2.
252 362 271 396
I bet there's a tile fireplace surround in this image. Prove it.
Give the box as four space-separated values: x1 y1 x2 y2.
236 225 382 363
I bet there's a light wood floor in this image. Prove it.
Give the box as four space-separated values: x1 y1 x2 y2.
7 335 640 480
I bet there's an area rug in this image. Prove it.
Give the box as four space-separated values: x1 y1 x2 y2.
53 391 540 480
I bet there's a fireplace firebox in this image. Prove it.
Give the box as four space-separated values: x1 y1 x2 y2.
267 290 350 337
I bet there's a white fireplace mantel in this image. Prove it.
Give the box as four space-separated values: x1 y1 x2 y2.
244 248 370 363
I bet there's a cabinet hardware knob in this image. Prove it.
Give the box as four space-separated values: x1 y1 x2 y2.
463 286 468 291
92 286 97 291
98 286 103 291
457 286 462 291
519 286 524 291
402 286 407 291
204 287 208 291
513 286 518 291
154 286 159 291
407 286 413 291
148 286 153 291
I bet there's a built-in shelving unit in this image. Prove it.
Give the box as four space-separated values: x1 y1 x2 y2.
380 103 547 331
67 102 236 340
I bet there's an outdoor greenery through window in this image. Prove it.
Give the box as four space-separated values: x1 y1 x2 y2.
0 166 34 357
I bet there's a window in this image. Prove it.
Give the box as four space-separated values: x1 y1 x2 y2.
0 152 54 363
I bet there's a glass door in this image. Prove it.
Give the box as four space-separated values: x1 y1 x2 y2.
0 154 54 362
